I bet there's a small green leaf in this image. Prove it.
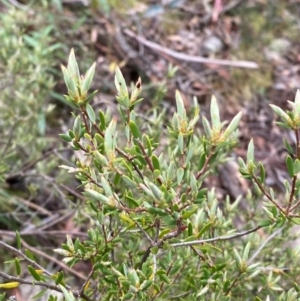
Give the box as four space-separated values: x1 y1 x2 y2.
198 152 206 170
175 90 186 119
151 246 158 254
270 104 292 125
59 133 72 142
25 249 35 261
210 95 220 130
242 242 251 262
55 271 64 285
28 266 42 281
93 150 108 166
148 182 162 200
15 231 21 250
233 249 242 265
202 116 212 138
61 65 77 96
59 285 75 301
101 176 113 196
151 154 160 170
178 132 184 153
294 159 300 174
122 175 137 188
140 280 153 291
188 222 193 236
143 134 152 157
182 206 198 219
197 285 209 297
99 110 106 131
159 273 170 284
177 167 184 184
84 189 109 204
86 104 96 123
286 155 294 177
32 289 47 300
283 138 294 155
159 228 171 239
129 120 141 139
223 112 242 139
258 163 265 184
147 207 168 216
15 258 21 276
197 222 212 238
67 48 80 82
73 116 81 139
82 62 96 94
247 139 255 163
119 213 135 225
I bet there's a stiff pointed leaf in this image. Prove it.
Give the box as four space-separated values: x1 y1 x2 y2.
61 65 77 96
55 271 64 285
59 133 72 142
59 285 75 301
25 249 35 261
119 213 135 225
270 104 292 125
294 159 300 174
99 110 106 131
151 154 160 170
210 95 221 130
67 49 80 82
32 289 47 300
84 189 109 204
177 167 184 184
175 90 186 119
286 155 294 177
129 120 141 139
82 62 96 93
223 112 242 139
178 132 184 153
14 258 21 276
122 175 136 188
197 285 209 297
283 138 294 155
28 266 42 281
101 176 113 196
247 139 255 163
233 249 242 265
258 163 265 183
198 152 206 170
202 116 212 137
86 104 96 123
130 77 142 103
15 231 21 250
242 242 251 261
114 66 128 101
294 90 300 117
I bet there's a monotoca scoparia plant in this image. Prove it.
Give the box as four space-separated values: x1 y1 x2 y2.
2 50 300 301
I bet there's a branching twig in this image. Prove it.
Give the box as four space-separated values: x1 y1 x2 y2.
248 228 282 264
252 176 285 214
136 222 153 243
0 271 62 292
171 225 265 247
0 240 52 277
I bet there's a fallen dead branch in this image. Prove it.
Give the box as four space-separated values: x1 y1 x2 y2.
124 29 259 69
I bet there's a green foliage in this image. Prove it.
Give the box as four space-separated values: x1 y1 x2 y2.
3 47 300 300
51 51 300 300
0 5 61 173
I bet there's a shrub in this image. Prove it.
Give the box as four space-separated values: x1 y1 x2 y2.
1 50 300 301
